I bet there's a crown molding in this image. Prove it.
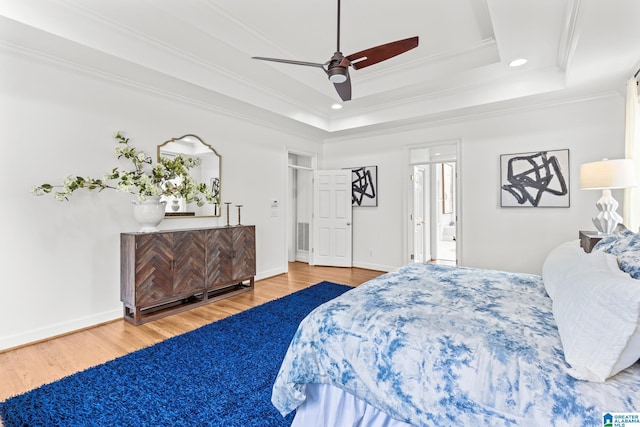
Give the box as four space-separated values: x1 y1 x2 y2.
556 0 582 72
322 90 620 144
0 38 328 142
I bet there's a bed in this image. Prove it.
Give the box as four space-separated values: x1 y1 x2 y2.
271 234 640 426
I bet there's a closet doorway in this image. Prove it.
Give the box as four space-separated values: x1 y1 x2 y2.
286 151 316 266
408 142 459 265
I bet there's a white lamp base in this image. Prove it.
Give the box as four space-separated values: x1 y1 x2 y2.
592 189 622 235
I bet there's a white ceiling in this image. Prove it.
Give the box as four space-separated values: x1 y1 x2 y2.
1 0 639 139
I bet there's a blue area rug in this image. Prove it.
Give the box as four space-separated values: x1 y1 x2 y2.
0 281 352 427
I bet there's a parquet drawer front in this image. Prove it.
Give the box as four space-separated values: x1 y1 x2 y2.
134 233 175 307
121 226 256 325
232 226 256 280
206 228 233 288
172 231 206 295
127 232 205 307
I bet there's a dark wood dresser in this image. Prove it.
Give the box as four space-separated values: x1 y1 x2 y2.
120 225 256 325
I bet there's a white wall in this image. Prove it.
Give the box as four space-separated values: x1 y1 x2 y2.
323 95 626 274
0 49 321 350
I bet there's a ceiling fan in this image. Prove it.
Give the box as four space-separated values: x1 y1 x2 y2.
252 0 418 102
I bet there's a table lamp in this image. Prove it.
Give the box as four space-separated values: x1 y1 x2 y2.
579 158 636 234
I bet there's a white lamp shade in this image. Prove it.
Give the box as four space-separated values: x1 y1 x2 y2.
579 159 637 190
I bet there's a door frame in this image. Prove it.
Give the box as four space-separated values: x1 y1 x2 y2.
285 148 317 274
405 140 462 265
412 166 428 263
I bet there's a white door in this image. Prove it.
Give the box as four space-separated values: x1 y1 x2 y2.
413 166 426 262
312 170 352 267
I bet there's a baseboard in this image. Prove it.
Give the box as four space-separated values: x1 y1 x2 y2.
352 261 394 272
0 309 122 352
295 252 309 263
255 267 286 281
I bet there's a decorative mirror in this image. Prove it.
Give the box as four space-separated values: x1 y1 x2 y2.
157 134 221 217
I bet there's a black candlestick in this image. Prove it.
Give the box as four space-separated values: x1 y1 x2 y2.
225 202 232 227
236 205 243 226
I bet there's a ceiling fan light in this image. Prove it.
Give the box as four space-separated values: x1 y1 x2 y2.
328 67 348 84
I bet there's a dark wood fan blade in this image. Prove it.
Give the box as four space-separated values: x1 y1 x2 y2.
333 72 351 101
252 57 326 69
346 36 419 70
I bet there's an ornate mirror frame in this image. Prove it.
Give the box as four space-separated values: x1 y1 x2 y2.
157 134 221 218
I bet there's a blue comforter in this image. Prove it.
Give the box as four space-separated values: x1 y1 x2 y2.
272 263 640 426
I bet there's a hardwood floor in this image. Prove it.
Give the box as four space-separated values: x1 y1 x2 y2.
0 263 383 406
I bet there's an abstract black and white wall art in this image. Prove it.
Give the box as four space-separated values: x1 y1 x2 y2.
500 149 569 207
351 166 378 207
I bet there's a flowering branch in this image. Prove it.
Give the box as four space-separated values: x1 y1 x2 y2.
33 132 219 206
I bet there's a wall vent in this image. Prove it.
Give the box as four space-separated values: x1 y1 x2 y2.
297 222 310 252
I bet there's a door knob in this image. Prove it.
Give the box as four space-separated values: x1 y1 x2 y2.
347 222 351 226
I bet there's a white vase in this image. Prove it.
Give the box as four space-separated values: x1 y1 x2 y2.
132 196 167 232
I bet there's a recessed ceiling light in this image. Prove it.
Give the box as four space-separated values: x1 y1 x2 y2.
509 58 528 67
331 103 343 110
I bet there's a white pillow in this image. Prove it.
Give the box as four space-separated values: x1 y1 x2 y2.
551 249 640 381
541 240 580 300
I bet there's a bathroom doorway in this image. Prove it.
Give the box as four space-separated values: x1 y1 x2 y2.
408 142 459 265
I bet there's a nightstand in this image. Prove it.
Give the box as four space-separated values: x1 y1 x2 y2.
579 230 603 253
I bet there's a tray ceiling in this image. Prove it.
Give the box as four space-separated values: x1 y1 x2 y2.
1 0 639 138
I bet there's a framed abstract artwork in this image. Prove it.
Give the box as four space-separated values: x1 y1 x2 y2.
350 166 378 207
500 149 570 208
